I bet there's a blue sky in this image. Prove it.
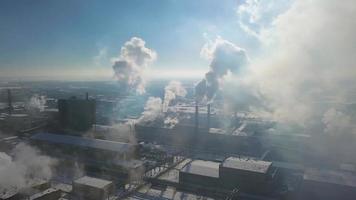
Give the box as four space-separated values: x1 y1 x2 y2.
0 0 263 80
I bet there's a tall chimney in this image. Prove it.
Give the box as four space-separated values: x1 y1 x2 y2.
86 92 89 100
207 104 211 130
195 101 199 134
7 89 12 115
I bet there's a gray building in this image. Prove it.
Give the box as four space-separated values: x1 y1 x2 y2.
73 176 114 200
299 168 356 200
179 160 220 188
219 157 277 194
58 98 95 131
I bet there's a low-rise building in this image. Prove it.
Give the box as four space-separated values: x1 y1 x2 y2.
219 157 277 194
72 176 114 200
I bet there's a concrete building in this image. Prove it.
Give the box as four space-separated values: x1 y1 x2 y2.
0 113 31 131
29 188 61 200
219 157 277 194
135 124 264 157
31 133 136 160
31 133 138 183
179 160 220 188
299 168 356 200
58 98 95 131
72 176 114 200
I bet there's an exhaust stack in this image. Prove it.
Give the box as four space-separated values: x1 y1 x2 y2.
7 89 12 115
207 104 211 130
195 101 199 134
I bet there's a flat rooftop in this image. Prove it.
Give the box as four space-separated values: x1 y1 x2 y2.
31 133 133 153
222 157 272 174
74 176 112 189
304 168 356 187
181 160 220 178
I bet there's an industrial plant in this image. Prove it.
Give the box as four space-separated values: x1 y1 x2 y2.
1 1 356 199
0 79 355 200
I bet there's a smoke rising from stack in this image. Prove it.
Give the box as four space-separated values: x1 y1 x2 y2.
137 97 163 124
163 81 187 112
137 81 187 127
196 37 249 103
0 143 57 196
113 37 157 94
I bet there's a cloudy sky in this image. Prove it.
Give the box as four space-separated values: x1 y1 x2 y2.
0 0 290 80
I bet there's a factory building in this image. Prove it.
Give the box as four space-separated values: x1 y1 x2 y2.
31 133 136 160
299 168 356 200
72 176 115 200
177 158 278 197
0 113 31 131
179 160 220 189
28 188 61 200
219 157 277 194
31 133 139 183
58 97 95 131
135 124 263 157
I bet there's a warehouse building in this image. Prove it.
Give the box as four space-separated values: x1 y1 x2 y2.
179 160 220 188
299 168 356 200
219 157 277 194
58 97 95 131
31 133 136 160
72 176 115 200
31 133 139 183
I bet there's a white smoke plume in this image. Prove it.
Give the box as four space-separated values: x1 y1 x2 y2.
229 0 356 135
163 81 187 112
237 0 292 39
322 108 356 136
0 143 57 196
137 97 163 124
104 123 137 144
27 94 46 112
113 37 157 94
196 37 249 103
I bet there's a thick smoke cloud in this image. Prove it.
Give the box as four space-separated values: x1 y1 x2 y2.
0 143 57 196
113 37 157 94
137 81 187 127
163 81 187 112
27 94 46 112
196 38 248 103
237 0 292 39
137 97 163 124
230 0 356 136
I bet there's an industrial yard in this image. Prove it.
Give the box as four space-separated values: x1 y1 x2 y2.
1 0 356 199
0 80 356 200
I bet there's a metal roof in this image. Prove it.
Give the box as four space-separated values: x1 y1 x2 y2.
222 157 272 174
31 133 133 153
181 160 220 178
74 176 112 189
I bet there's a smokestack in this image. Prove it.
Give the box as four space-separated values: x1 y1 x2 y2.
207 104 211 130
195 101 199 134
86 92 89 100
7 89 12 115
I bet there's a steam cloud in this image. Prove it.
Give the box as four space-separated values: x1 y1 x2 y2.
27 94 46 112
113 37 157 94
0 143 57 196
137 81 187 128
196 38 249 103
231 0 356 135
163 81 187 112
137 97 163 124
